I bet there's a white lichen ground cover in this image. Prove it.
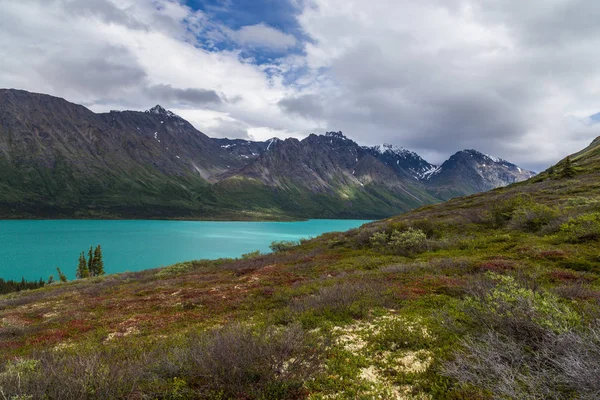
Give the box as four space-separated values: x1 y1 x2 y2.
309 312 434 399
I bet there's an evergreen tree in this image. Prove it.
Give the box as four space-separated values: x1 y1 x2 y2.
77 252 90 279
56 267 68 283
47 275 54 284
88 246 95 275
93 245 105 276
562 156 577 178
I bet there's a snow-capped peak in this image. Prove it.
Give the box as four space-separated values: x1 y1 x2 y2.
370 143 418 158
145 105 178 118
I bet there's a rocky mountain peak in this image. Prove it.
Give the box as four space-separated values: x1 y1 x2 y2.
145 105 178 118
324 131 347 140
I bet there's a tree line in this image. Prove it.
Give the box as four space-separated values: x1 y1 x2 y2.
0 277 45 295
1 245 105 294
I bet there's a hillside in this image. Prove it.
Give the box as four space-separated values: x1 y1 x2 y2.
0 89 533 220
1 137 599 398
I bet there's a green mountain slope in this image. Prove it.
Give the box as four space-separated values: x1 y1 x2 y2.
1 136 600 398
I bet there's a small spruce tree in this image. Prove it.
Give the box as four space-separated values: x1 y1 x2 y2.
88 246 95 275
562 156 577 178
56 267 68 283
47 275 54 284
93 245 105 276
77 252 90 279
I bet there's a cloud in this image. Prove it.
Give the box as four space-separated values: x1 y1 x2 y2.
230 23 298 50
61 0 146 29
287 0 600 170
2 0 600 171
278 94 323 118
145 84 223 107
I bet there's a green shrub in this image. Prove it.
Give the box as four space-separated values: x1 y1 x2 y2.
369 231 389 249
241 250 262 259
486 194 535 227
461 273 581 335
156 262 194 277
560 212 600 243
370 228 428 255
389 228 427 252
510 204 558 232
443 273 592 399
269 240 298 253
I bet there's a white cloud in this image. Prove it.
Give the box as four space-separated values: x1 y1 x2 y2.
231 23 298 50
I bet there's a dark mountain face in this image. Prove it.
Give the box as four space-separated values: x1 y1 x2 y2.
363 143 437 181
213 138 270 162
0 89 241 217
0 89 535 219
425 149 536 200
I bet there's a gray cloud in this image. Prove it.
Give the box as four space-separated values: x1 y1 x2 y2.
145 84 223 107
278 94 324 118
284 0 600 171
43 46 147 96
206 118 251 139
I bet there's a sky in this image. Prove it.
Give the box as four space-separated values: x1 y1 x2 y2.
2 0 600 171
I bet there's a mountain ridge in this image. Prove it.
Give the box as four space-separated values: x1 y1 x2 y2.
0 88 535 219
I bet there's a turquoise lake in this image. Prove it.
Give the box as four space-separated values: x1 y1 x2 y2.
0 220 370 281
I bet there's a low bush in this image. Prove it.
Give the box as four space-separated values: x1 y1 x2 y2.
442 273 597 399
0 348 146 400
290 281 392 325
559 212 600 243
462 273 580 338
156 323 322 399
270 240 299 253
370 228 429 255
0 324 323 400
509 204 558 232
444 326 600 400
156 262 194 277
486 194 535 228
241 250 262 259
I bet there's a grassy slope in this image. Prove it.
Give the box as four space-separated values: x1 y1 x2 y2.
2 139 600 398
0 166 436 221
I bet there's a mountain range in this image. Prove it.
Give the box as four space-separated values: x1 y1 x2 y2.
0 89 535 219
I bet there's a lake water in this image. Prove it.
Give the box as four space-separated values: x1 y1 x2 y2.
0 219 370 281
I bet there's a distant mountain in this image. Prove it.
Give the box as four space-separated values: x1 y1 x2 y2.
424 149 536 200
0 89 534 219
217 132 439 218
363 143 438 181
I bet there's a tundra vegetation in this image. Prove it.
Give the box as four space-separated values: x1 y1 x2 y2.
2 141 600 399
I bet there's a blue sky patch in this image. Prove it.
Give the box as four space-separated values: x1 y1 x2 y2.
186 0 308 63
